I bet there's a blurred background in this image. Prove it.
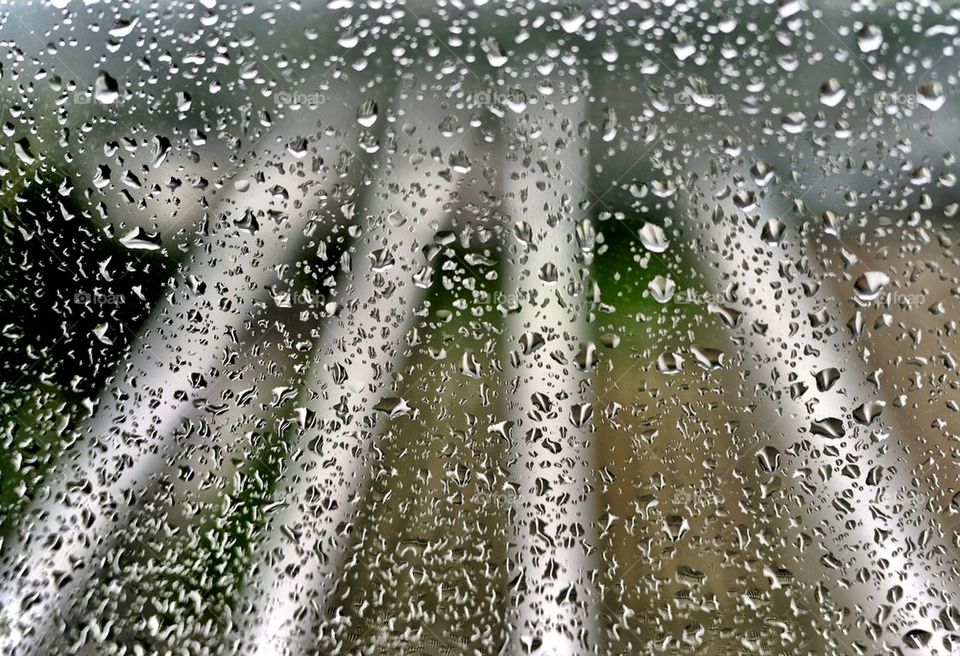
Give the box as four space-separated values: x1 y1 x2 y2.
0 0 959 654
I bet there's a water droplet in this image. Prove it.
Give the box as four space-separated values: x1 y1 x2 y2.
638 222 669 253
819 78 846 107
94 71 119 104
857 25 884 52
648 275 676 303
917 82 945 111
853 271 890 302
760 219 786 244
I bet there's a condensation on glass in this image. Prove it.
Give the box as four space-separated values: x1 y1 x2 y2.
0 1 958 654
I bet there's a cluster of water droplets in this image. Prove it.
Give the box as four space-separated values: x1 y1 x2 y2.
0 0 956 654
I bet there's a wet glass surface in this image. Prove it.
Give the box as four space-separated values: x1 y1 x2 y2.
0 1 959 654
